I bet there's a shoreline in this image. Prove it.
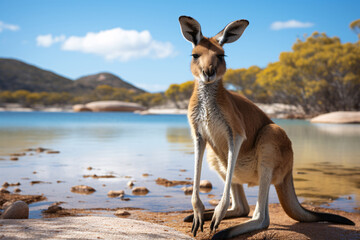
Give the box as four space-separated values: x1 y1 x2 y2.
1 201 359 239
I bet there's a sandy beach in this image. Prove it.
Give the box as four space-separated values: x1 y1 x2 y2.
1 199 360 239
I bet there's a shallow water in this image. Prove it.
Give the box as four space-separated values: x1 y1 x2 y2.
0 112 359 218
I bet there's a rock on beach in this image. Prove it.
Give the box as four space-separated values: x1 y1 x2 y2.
114 210 131 217
107 190 125 198
71 185 96 194
132 187 149 195
0 201 29 219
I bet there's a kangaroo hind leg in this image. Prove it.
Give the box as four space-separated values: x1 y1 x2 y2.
212 166 272 240
183 183 250 222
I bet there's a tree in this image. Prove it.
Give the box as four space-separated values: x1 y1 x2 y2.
350 19 360 38
165 84 180 108
223 66 267 102
133 93 165 108
178 81 194 101
256 32 360 113
95 85 114 100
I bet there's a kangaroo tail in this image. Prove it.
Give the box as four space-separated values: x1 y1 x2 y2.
275 171 355 226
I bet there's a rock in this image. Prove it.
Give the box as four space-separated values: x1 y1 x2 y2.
2 201 13 209
0 201 29 219
156 177 193 187
209 199 220 206
121 197 130 201
199 180 212 193
0 188 10 194
181 186 193 195
14 188 21 193
85 101 145 112
83 174 115 179
127 181 134 187
71 185 96 194
107 190 125 198
179 169 187 172
4 182 20 187
46 150 60 154
310 111 360 124
142 173 151 177
23 148 35 152
132 187 149 195
87 166 93 170
207 194 216 198
73 104 92 112
200 180 212 189
10 153 25 157
42 205 62 214
30 181 50 185
36 147 47 153
114 210 130 217
10 157 18 161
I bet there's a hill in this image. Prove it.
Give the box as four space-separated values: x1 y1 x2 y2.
0 58 145 93
75 72 145 93
0 58 80 93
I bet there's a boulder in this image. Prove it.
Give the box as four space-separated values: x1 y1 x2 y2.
0 188 10 194
107 190 125 198
85 101 145 112
114 210 130 217
181 186 193 195
73 104 91 112
311 111 360 124
199 180 212 189
71 185 96 194
132 187 149 195
42 205 62 214
0 201 29 219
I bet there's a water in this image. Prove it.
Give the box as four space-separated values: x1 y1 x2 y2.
0 112 359 218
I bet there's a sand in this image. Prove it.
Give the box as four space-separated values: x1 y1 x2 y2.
1 203 359 239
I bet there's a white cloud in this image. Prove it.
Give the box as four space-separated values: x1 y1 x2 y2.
36 34 65 47
0 21 20 32
61 27 174 61
270 20 314 30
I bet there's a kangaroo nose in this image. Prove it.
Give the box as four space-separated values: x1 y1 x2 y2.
202 67 215 77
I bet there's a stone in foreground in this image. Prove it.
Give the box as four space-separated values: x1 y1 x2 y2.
0 200 29 219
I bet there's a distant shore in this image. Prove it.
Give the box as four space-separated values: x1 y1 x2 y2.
0 102 307 119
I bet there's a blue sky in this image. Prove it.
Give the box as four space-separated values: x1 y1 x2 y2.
0 0 359 92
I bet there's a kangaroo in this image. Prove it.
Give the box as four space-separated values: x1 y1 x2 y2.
179 16 355 240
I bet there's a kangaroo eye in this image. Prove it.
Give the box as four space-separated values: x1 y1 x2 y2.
192 54 200 59
217 54 226 60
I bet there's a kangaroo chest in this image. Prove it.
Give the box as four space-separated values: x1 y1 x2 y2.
192 83 230 151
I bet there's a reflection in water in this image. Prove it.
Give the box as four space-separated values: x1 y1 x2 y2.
167 119 360 212
0 112 359 217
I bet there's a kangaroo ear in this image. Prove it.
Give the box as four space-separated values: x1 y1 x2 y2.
179 16 203 47
214 19 249 46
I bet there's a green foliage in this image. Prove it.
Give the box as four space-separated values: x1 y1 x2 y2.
223 66 269 102
164 81 194 108
350 19 360 38
133 93 165 108
256 32 360 113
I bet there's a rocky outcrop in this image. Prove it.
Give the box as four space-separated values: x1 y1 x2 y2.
73 101 145 112
311 111 360 124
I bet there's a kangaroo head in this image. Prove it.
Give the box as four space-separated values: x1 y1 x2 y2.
179 16 249 84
